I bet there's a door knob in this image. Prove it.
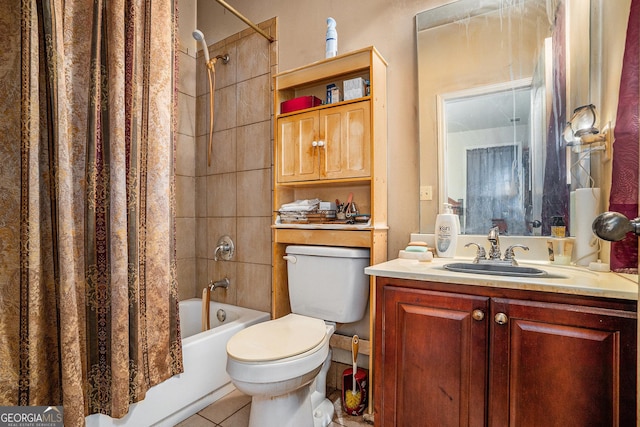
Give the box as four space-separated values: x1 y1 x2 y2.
494 312 508 325
472 309 485 321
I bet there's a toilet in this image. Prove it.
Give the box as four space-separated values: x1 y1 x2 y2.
226 245 370 427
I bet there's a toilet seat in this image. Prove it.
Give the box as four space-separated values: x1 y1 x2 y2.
227 314 327 362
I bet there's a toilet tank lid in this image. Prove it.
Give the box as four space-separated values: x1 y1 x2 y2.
285 245 370 259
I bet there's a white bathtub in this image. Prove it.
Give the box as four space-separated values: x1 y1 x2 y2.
86 298 270 427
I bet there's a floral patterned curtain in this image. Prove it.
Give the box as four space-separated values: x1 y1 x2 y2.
0 1 183 425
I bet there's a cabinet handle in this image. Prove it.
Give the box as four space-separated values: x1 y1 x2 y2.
312 141 318 147
472 309 485 321
494 312 508 325
317 140 325 147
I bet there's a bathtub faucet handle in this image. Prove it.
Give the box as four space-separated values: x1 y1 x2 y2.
209 277 230 291
214 235 235 261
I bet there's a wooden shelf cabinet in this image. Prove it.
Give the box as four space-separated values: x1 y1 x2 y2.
374 277 637 427
272 47 388 418
272 46 388 319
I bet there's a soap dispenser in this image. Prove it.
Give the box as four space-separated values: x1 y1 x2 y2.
435 203 460 258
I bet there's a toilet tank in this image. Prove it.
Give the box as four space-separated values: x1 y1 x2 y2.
285 245 370 323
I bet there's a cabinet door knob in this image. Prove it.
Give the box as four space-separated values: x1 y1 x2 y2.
317 140 325 147
472 309 485 321
312 141 318 147
494 312 508 325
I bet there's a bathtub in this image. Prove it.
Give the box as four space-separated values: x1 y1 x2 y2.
85 298 270 427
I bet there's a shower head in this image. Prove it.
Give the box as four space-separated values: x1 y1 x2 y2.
192 29 210 64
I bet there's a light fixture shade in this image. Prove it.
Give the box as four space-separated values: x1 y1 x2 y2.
563 122 579 145
569 104 599 137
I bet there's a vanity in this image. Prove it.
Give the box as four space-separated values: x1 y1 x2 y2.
366 258 637 426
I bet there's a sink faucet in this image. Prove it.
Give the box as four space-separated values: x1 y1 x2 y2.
487 226 501 260
209 277 230 291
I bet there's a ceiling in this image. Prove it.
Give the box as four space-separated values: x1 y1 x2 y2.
445 87 532 133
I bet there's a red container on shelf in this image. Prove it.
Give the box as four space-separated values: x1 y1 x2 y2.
280 96 322 114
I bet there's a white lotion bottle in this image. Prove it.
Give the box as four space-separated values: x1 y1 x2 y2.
435 203 459 258
326 17 337 58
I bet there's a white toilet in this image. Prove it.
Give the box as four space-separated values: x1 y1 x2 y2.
226 245 370 427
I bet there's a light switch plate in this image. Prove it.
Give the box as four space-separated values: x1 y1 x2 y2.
420 185 433 201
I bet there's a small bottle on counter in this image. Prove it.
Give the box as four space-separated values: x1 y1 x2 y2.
435 203 460 258
551 216 566 238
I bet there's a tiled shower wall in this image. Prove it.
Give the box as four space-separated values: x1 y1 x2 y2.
191 19 277 313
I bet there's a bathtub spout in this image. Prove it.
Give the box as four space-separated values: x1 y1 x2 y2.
209 277 230 291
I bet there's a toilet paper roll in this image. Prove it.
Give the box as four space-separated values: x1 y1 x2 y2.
570 188 600 266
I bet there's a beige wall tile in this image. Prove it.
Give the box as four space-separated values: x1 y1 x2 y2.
214 84 238 132
176 133 196 177
236 216 271 264
195 134 208 177
175 175 196 218
177 257 197 300
195 217 208 258
237 74 270 126
237 32 270 82
178 51 197 97
236 262 271 313
195 176 207 217
176 217 196 259
177 92 196 137
196 257 208 293
211 128 237 174
237 169 271 217
237 120 271 171
206 173 237 217
195 54 209 96
195 93 210 137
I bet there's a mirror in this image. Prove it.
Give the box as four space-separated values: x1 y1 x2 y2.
417 0 592 235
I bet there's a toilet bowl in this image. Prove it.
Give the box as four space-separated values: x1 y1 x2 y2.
225 246 370 427
226 314 336 427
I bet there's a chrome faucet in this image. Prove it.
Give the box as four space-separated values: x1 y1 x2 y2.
214 235 235 261
503 244 529 265
209 277 230 291
466 228 529 266
214 243 230 261
487 226 501 260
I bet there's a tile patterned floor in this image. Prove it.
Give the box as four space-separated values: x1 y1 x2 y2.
174 388 372 427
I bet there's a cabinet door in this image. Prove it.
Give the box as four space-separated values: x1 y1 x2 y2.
319 101 370 180
377 284 489 427
276 111 319 182
488 298 637 427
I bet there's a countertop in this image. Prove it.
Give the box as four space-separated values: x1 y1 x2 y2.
365 257 638 301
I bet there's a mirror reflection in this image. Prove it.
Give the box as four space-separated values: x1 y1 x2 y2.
417 0 586 236
442 81 536 235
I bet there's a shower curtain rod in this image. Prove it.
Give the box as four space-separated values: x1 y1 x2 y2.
214 0 275 43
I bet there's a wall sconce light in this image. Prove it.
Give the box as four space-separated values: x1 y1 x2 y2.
563 104 613 159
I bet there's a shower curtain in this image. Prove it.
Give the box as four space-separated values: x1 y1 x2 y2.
0 1 183 425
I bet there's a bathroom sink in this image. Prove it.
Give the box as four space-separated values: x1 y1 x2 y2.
443 262 548 277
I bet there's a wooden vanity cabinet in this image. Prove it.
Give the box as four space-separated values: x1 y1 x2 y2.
374 277 637 427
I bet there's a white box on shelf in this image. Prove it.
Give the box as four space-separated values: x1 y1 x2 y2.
343 77 365 101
